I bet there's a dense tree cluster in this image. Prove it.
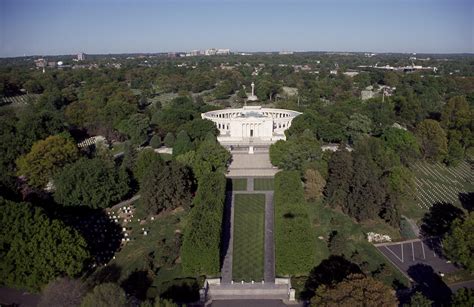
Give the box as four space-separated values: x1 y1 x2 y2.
325 137 408 226
181 172 227 275
140 161 193 215
54 158 130 208
310 274 398 306
443 212 474 272
0 198 89 291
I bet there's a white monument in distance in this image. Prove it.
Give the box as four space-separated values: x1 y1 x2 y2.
247 82 258 102
201 83 301 153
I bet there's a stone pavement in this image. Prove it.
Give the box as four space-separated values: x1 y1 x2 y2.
227 152 279 177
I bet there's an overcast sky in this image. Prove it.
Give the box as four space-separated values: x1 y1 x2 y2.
0 0 472 57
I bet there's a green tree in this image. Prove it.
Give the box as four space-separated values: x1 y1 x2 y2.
173 130 193 157
304 168 326 201
270 130 321 171
443 213 474 272
54 158 130 209
405 291 433 307
81 283 127 307
178 119 219 143
0 198 89 291
452 288 474 307
325 149 353 209
140 162 193 214
328 231 346 256
163 132 175 147
117 113 150 145
445 138 464 166
134 149 164 184
311 274 398 307
181 172 226 275
381 127 420 165
150 135 161 149
345 113 372 143
187 139 231 180
415 119 448 162
16 135 80 188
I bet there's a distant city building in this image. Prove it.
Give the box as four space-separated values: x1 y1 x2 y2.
77 52 86 61
205 48 217 56
279 51 294 55
216 48 231 55
34 58 46 68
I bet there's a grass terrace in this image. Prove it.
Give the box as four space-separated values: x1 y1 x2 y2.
232 193 265 282
254 178 275 191
228 178 248 191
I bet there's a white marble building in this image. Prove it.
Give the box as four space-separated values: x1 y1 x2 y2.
201 106 301 147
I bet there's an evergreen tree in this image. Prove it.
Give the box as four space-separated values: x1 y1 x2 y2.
173 130 192 157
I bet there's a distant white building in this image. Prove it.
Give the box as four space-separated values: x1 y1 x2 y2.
77 52 86 61
216 48 231 55
201 106 301 147
205 48 217 56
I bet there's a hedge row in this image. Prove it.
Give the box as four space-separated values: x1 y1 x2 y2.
274 171 316 276
181 172 226 276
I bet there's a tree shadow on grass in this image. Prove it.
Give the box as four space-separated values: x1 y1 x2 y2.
459 192 474 212
57 206 124 266
159 278 200 304
220 191 232 270
89 263 122 286
407 264 452 306
420 202 464 238
301 255 362 300
121 270 153 301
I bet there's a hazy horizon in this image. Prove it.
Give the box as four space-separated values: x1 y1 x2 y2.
1 0 473 58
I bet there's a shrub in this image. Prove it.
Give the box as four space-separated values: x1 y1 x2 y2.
274 171 316 275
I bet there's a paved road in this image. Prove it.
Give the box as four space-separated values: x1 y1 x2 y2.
376 238 459 280
0 287 40 307
210 299 290 307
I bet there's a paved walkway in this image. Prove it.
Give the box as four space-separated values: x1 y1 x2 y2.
264 191 275 283
221 192 234 284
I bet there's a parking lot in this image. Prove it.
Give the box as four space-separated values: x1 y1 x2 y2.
375 238 459 278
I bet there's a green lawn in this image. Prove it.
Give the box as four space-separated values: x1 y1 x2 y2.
232 194 265 282
106 201 190 286
254 178 274 191
228 178 247 191
307 201 409 287
408 161 473 221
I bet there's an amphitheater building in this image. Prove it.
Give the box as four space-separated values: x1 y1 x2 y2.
201 106 301 147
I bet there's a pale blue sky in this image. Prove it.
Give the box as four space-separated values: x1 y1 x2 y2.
0 0 472 57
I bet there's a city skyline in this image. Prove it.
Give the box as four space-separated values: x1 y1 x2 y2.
0 0 473 57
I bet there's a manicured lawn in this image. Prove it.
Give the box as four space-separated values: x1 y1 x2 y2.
232 194 265 282
408 161 473 221
254 178 274 191
228 178 247 191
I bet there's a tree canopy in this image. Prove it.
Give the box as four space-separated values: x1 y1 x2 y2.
0 198 89 291
16 135 79 188
54 158 130 208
